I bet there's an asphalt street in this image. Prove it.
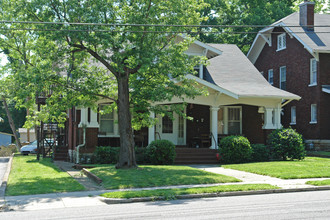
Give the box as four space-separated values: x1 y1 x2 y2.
0 157 9 187
1 190 330 219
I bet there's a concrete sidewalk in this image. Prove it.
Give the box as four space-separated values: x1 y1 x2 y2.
2 163 330 211
190 165 330 189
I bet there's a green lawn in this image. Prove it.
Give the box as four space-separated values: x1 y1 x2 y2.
306 179 330 186
100 184 279 199
223 157 330 179
88 165 240 189
6 155 85 196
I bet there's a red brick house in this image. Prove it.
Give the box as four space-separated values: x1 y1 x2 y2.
247 1 330 150
60 38 300 164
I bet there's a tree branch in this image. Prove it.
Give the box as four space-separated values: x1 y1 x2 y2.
71 43 118 78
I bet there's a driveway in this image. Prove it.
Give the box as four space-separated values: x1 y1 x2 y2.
0 157 10 186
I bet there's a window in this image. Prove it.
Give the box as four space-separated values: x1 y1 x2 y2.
291 106 296 125
99 105 114 134
162 113 173 133
193 64 203 78
277 33 286 51
228 107 241 135
310 104 317 124
310 58 317 86
280 66 286 90
268 69 274 85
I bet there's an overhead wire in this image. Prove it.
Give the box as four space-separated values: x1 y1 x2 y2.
1 20 330 34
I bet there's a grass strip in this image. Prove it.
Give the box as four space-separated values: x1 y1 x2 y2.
6 155 85 196
224 157 330 179
89 165 240 189
100 184 279 199
306 179 330 186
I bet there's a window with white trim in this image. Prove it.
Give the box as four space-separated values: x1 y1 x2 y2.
310 104 317 123
162 112 173 133
291 106 296 125
277 33 286 51
310 58 317 86
268 69 274 85
99 105 114 134
228 107 242 135
280 66 286 90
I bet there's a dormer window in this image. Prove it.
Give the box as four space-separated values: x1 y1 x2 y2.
277 33 286 51
194 64 204 79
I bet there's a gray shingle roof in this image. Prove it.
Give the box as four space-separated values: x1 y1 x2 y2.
275 12 330 52
206 44 300 99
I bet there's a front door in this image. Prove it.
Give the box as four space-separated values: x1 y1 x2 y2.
156 112 186 145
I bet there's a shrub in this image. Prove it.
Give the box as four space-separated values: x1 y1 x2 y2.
251 144 270 162
146 140 176 165
135 147 148 164
0 144 17 157
268 128 306 161
94 146 149 164
94 146 120 164
219 136 252 164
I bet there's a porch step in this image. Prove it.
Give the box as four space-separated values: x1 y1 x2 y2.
174 148 219 164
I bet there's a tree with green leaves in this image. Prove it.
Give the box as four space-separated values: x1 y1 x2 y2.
200 0 327 53
0 0 207 168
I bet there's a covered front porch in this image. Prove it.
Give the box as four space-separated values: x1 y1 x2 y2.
148 82 285 150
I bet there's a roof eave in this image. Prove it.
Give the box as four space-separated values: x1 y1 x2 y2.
239 94 301 100
185 74 239 99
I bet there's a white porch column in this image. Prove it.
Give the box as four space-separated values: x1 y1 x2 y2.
223 107 228 134
274 104 282 129
263 108 275 129
210 106 219 149
78 108 88 127
148 112 155 144
88 109 99 128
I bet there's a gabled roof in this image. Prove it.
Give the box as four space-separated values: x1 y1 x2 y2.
205 44 300 100
248 12 330 63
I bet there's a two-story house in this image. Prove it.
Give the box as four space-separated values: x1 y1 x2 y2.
248 1 330 150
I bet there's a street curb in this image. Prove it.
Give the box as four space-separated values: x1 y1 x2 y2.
0 154 14 207
82 168 103 184
99 186 330 204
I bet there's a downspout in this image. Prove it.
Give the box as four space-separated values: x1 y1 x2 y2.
76 124 86 164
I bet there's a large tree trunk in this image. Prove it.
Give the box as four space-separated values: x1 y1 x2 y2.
1 96 22 151
115 73 137 169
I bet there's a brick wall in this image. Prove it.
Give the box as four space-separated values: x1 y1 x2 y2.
319 53 330 139
254 27 329 140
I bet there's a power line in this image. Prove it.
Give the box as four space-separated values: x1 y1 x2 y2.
1 27 330 35
1 20 330 28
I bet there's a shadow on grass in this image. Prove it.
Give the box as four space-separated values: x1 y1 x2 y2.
6 176 85 196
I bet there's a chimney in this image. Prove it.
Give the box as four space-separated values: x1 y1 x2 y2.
299 1 315 31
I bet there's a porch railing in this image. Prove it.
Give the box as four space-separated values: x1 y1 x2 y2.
155 132 161 140
210 132 217 148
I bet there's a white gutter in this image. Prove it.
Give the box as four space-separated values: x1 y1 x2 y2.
76 125 86 164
